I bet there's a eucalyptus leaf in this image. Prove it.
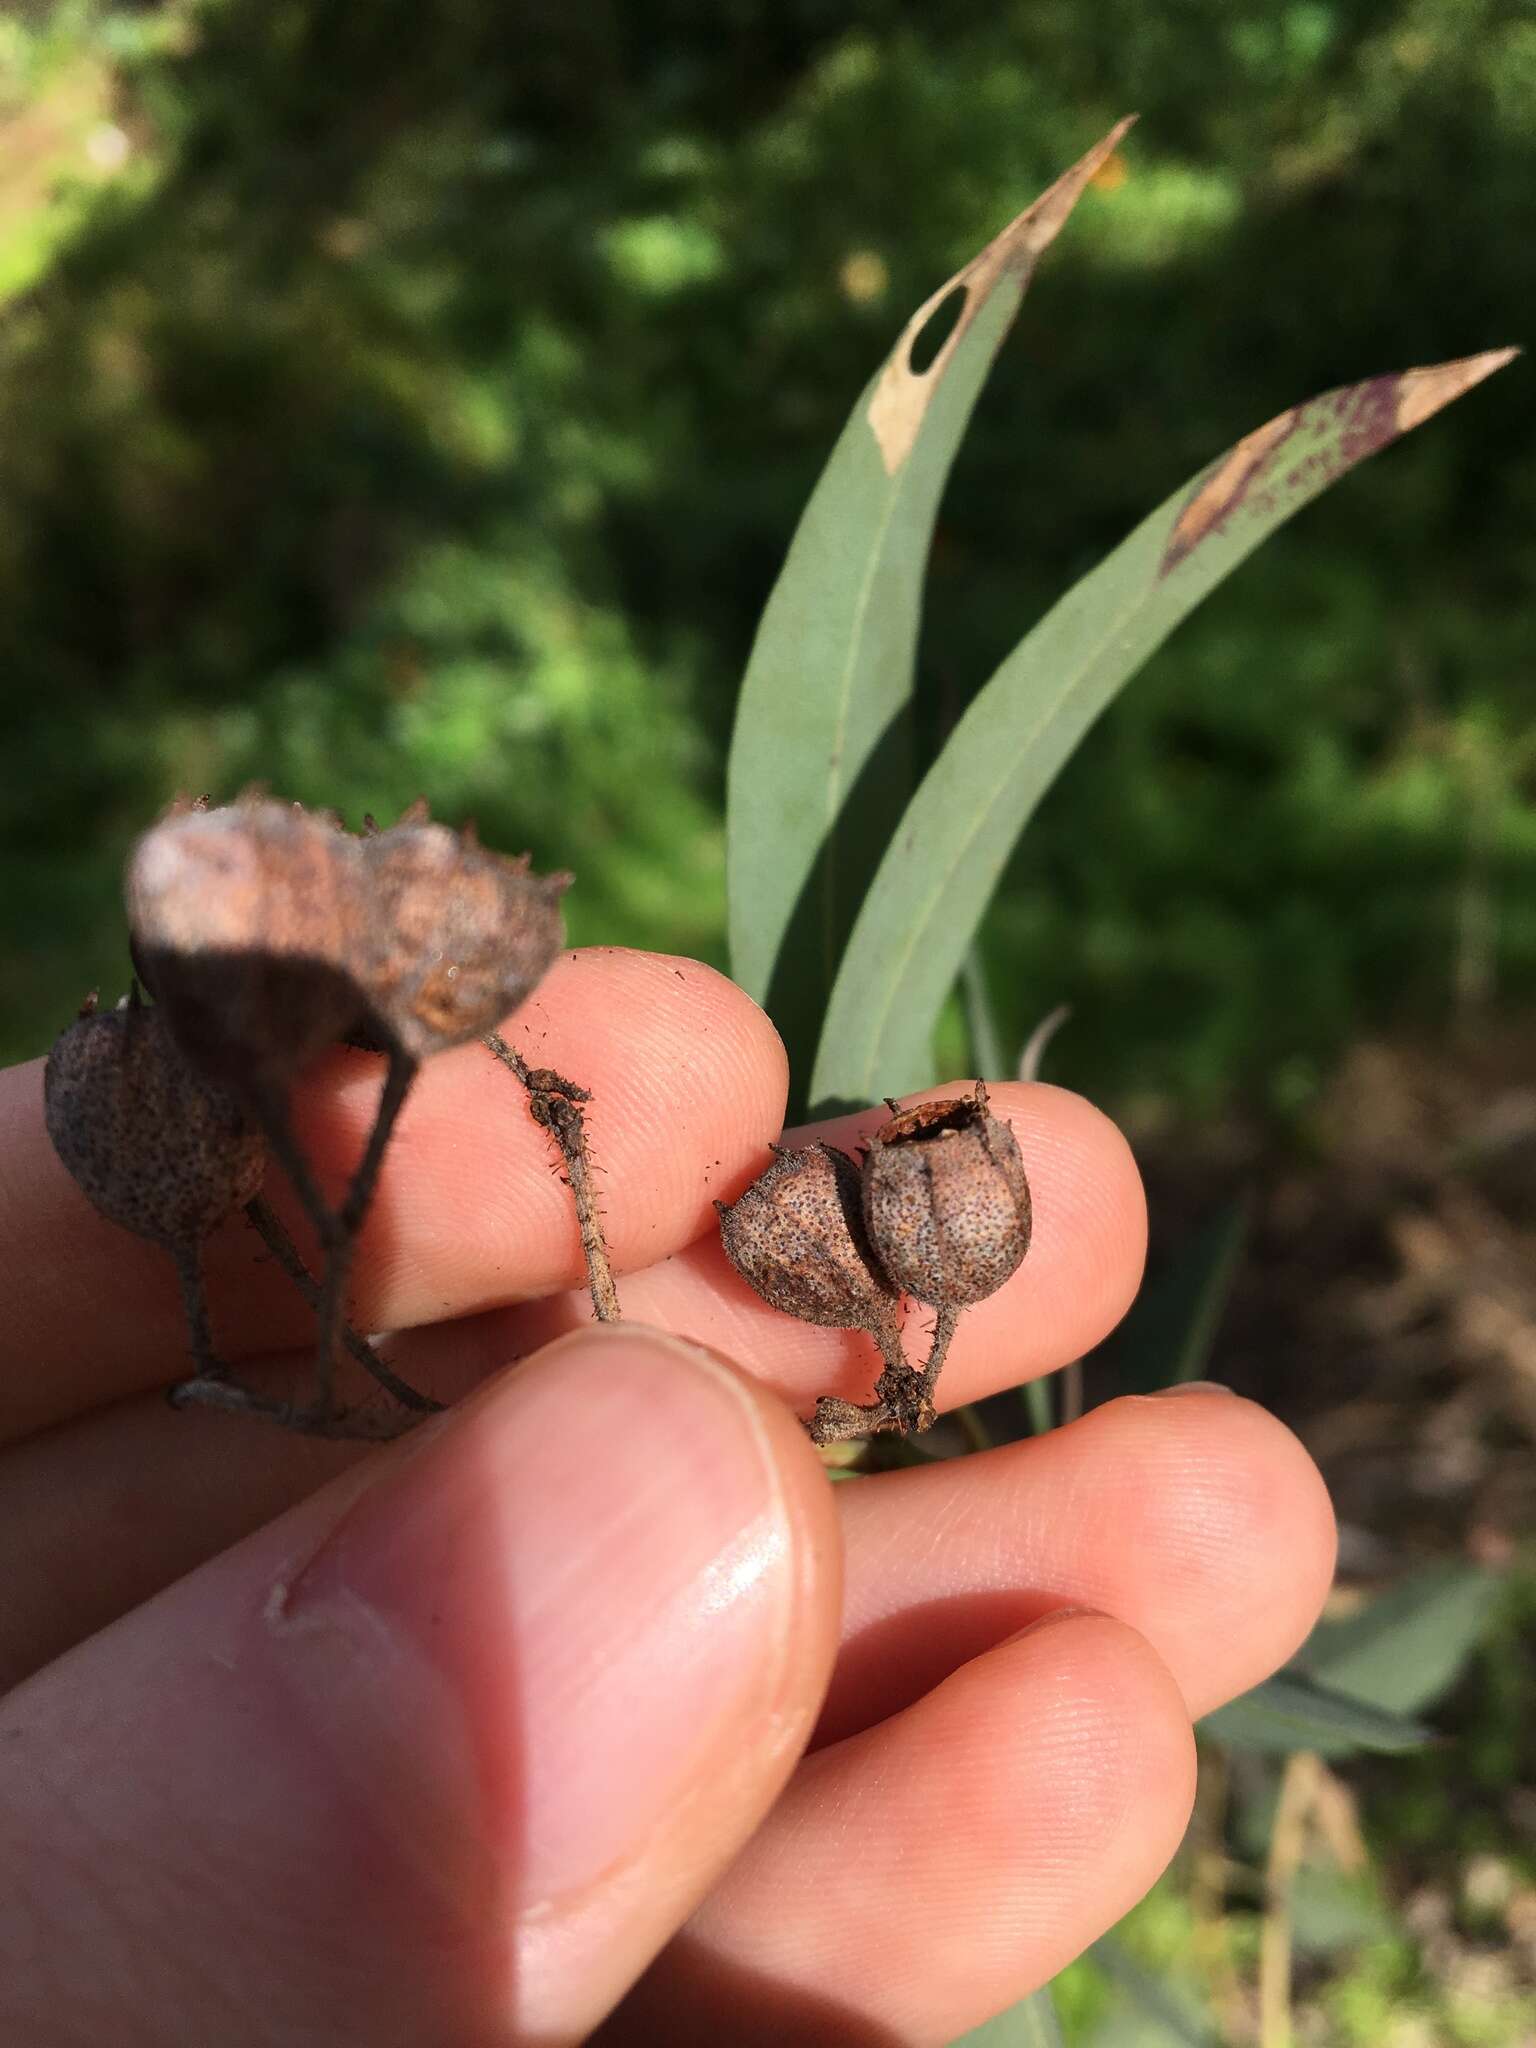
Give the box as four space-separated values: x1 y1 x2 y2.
1200 1668 1435 1758
726 119 1134 1106
951 1985 1066 2047
811 349 1517 1109
1302 1562 1500 1716
1086 1935 1220 2045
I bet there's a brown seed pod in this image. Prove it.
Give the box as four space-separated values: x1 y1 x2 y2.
359 821 570 1060
716 1142 901 1342
862 1081 1031 1308
126 796 371 1085
44 991 266 1252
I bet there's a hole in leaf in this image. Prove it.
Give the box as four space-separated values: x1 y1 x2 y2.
907 285 967 376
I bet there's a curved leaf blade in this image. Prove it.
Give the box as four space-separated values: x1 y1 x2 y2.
811 348 1517 1109
1302 1561 1500 1716
726 118 1135 1099
1200 1668 1435 1757
952 1985 1066 2046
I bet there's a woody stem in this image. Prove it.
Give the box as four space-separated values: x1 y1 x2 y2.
171 1242 227 1381
918 1301 963 1408
485 1032 621 1322
243 1194 442 1414
313 1044 418 1414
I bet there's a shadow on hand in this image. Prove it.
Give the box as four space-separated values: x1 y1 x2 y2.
816 1587 1062 1748
594 1935 910 2047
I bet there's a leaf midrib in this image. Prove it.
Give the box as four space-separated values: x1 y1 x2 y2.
839 530 1154 1094
819 470 903 988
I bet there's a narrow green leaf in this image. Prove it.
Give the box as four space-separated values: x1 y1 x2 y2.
952 1985 1066 2046
726 119 1135 1104
1020 1374 1054 1436
811 348 1518 1108
1106 1196 1250 1396
1088 1935 1220 2044
1303 1562 1501 1716
1200 1668 1435 1757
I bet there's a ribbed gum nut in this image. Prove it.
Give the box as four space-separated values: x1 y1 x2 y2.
44 998 267 1250
716 1142 898 1329
360 823 569 1059
862 1082 1031 1307
126 797 370 1084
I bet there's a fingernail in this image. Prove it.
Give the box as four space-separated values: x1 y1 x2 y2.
1149 1379 1235 1398
274 1326 795 1910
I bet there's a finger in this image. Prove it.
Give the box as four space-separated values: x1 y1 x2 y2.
440 1077 1148 1418
0 1327 841 2047
602 1612 1197 2046
818 1387 1337 1742
1 947 788 1441
0 1079 1142 1680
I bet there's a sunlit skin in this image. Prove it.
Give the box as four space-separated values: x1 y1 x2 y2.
0 947 1336 2046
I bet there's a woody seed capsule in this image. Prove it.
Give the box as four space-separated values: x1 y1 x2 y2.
716 1142 901 1339
360 821 570 1060
126 795 371 1085
862 1081 1031 1308
44 994 267 1252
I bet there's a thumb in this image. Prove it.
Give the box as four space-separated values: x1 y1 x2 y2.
0 1326 842 2046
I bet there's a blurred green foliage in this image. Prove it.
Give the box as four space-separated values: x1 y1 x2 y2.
2 0 1532 1111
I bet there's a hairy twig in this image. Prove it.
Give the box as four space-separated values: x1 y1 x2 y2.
172 1242 228 1381
485 1030 621 1321
807 1328 931 1445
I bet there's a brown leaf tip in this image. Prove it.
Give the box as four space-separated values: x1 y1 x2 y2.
867 115 1137 477
1161 347 1518 579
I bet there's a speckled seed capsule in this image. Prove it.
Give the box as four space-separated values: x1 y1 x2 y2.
716 1142 900 1333
360 821 570 1061
126 795 371 1085
862 1082 1031 1307
44 994 267 1251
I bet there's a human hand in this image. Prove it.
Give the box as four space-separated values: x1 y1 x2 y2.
0 948 1336 2045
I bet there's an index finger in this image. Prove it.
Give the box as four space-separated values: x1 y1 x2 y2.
0 948 788 1444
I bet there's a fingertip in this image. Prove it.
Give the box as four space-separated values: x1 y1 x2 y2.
972 1610 1198 1869
663 1603 1197 2041
1008 1079 1148 1344
1132 1387 1339 1679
